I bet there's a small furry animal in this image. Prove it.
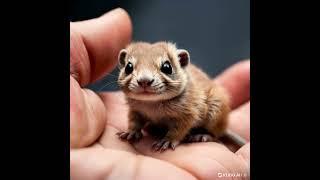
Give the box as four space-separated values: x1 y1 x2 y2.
116 41 246 152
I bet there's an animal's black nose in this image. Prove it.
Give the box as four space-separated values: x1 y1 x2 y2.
137 78 154 88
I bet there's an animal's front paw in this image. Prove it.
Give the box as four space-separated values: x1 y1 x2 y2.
184 134 214 143
152 138 180 152
116 130 143 143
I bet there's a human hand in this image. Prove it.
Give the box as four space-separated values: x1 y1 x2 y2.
70 8 250 180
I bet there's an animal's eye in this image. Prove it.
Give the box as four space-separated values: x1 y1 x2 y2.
125 62 134 74
161 61 172 74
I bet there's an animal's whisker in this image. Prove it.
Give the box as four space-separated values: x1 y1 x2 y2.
166 87 179 94
104 73 119 78
128 83 139 89
131 74 138 78
167 82 181 84
153 83 163 87
166 83 182 85
98 81 118 91
155 85 164 90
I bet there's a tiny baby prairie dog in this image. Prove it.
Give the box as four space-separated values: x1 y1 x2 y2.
116 41 244 152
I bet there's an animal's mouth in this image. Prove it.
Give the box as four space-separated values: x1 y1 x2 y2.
137 89 157 95
128 86 163 97
127 87 169 101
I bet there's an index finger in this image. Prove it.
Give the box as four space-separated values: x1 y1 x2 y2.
70 8 132 86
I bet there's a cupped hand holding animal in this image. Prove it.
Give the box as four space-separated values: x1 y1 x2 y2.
70 8 250 180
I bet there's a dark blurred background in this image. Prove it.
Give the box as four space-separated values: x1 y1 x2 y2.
70 0 250 91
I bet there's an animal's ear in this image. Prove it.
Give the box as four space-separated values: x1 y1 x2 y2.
118 49 127 68
177 49 190 68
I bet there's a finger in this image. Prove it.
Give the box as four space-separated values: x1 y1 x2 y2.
134 137 249 180
70 78 107 148
219 101 249 152
236 143 250 168
96 91 138 152
70 8 132 86
98 91 128 131
214 60 250 109
70 146 196 180
228 101 250 141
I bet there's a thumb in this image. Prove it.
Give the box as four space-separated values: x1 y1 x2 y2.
70 8 132 86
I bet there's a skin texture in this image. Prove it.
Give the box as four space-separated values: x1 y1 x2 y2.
70 8 250 180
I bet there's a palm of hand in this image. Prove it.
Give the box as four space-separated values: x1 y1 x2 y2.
70 8 250 180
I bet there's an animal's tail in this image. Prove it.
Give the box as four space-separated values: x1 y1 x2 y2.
223 129 247 147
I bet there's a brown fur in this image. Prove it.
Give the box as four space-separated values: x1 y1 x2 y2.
117 42 231 150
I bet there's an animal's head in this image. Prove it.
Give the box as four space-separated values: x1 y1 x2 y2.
117 42 190 101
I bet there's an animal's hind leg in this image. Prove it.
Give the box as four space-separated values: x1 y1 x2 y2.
203 87 230 139
184 133 215 142
183 127 216 143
